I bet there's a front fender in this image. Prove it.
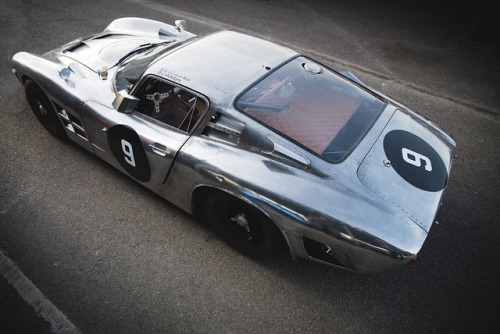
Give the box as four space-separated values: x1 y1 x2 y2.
104 17 196 40
12 52 84 114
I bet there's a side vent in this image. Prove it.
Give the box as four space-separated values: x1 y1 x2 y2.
55 104 88 142
202 112 244 146
303 237 347 268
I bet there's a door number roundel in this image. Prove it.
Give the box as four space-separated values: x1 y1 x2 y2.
107 125 151 182
383 130 447 192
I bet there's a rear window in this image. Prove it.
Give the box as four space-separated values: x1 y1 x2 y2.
236 57 386 162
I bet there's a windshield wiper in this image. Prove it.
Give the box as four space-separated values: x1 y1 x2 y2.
110 41 172 69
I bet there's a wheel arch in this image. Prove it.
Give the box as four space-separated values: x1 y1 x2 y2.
20 74 32 85
190 185 292 253
23 76 54 107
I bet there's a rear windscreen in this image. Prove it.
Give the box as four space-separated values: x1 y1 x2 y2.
236 57 386 162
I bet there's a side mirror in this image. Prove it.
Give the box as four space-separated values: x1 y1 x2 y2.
113 90 139 114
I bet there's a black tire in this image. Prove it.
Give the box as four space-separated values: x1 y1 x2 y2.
205 192 286 257
25 79 66 139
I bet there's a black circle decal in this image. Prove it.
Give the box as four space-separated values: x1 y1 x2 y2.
107 125 151 182
383 130 447 192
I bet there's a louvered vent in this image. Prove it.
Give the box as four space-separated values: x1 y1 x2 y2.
55 104 88 142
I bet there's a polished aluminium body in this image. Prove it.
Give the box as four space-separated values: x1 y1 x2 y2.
11 18 456 273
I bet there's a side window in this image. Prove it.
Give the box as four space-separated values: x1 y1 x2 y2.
134 77 207 132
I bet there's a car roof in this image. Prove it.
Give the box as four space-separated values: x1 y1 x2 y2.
145 31 297 104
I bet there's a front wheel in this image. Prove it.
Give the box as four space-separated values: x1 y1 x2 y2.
205 192 286 257
25 79 66 139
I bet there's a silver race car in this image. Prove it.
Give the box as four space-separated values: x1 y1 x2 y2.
11 18 456 272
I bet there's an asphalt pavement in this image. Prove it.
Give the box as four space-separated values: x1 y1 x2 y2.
0 273 51 333
0 250 68 333
1 0 498 333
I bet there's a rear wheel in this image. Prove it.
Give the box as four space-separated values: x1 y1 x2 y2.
25 79 66 139
205 192 286 257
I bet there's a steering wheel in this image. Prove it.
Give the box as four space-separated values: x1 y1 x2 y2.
145 88 174 118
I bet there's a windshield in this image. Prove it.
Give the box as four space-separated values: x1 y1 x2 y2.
115 39 193 93
236 57 386 162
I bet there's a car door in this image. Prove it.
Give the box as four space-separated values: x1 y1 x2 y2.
82 76 208 193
